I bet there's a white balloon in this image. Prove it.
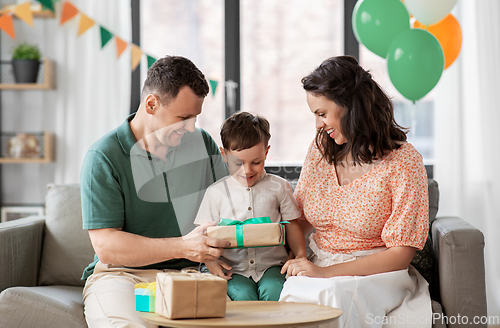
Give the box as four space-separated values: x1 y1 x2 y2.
404 0 458 26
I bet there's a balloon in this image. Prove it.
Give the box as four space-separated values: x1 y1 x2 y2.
404 0 457 26
387 29 444 101
413 14 462 69
352 0 410 58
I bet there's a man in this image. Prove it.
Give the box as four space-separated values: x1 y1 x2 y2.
81 56 229 327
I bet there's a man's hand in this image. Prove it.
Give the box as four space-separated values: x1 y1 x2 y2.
87 223 230 268
205 259 233 280
181 222 230 263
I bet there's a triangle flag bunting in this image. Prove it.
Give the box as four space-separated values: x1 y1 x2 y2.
77 13 94 36
60 1 79 25
10 1 172 72
147 55 157 69
37 0 55 13
14 2 34 27
0 14 15 40
209 79 218 97
131 44 142 71
115 36 128 59
100 26 113 48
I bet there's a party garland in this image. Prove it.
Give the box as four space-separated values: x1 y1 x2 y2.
0 0 220 96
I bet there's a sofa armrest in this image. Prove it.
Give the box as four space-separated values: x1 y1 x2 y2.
0 216 45 292
431 216 487 328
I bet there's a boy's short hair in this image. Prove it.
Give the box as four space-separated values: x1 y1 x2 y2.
221 112 271 151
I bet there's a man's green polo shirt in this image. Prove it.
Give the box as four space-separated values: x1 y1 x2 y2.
81 114 228 280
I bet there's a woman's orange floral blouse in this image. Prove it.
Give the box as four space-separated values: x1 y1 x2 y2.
294 142 429 254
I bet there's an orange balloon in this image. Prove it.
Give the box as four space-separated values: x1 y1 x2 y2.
413 14 462 69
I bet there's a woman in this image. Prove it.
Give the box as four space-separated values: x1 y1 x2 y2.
280 56 431 328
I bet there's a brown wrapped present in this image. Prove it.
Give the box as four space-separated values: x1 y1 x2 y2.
206 217 286 248
155 271 227 319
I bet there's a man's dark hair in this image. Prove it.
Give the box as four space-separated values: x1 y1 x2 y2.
221 112 271 151
141 55 209 105
302 55 408 166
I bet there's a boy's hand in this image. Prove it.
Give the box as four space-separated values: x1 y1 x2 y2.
205 259 233 280
285 249 306 262
294 252 307 259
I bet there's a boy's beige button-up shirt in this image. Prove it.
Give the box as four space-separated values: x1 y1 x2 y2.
194 172 301 281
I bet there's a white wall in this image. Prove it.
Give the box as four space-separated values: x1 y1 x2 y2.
0 1 131 205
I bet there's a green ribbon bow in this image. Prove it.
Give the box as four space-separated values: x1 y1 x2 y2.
218 217 288 248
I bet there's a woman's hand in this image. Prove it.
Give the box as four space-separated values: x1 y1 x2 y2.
205 259 233 280
281 257 328 278
282 246 417 278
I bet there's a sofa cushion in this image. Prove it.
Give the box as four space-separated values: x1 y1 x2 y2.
0 217 44 292
428 179 439 223
0 286 86 328
411 233 437 300
38 184 94 287
411 179 439 299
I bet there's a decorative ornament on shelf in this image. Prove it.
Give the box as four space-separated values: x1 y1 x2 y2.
11 42 42 83
7 133 41 158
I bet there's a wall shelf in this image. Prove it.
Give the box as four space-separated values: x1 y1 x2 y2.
0 4 55 207
0 58 54 90
0 132 54 163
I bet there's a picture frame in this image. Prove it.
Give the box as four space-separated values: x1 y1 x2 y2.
1 206 44 223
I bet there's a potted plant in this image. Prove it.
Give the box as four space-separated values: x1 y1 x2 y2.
11 42 42 83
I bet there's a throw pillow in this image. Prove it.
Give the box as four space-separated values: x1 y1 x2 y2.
38 184 94 287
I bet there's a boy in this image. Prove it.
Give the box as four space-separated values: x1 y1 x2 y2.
194 111 306 301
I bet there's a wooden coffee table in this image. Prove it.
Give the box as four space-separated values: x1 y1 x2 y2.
139 301 342 327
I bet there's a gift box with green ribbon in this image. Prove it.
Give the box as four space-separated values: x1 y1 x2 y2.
206 216 287 248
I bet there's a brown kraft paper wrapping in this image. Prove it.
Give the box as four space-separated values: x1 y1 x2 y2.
206 222 285 248
155 272 227 319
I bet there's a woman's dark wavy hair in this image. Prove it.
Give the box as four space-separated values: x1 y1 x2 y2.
302 56 407 166
141 55 209 105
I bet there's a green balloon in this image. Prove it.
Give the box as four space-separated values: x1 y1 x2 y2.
352 0 410 58
387 29 444 102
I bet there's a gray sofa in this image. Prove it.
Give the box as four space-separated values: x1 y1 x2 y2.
0 180 487 328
